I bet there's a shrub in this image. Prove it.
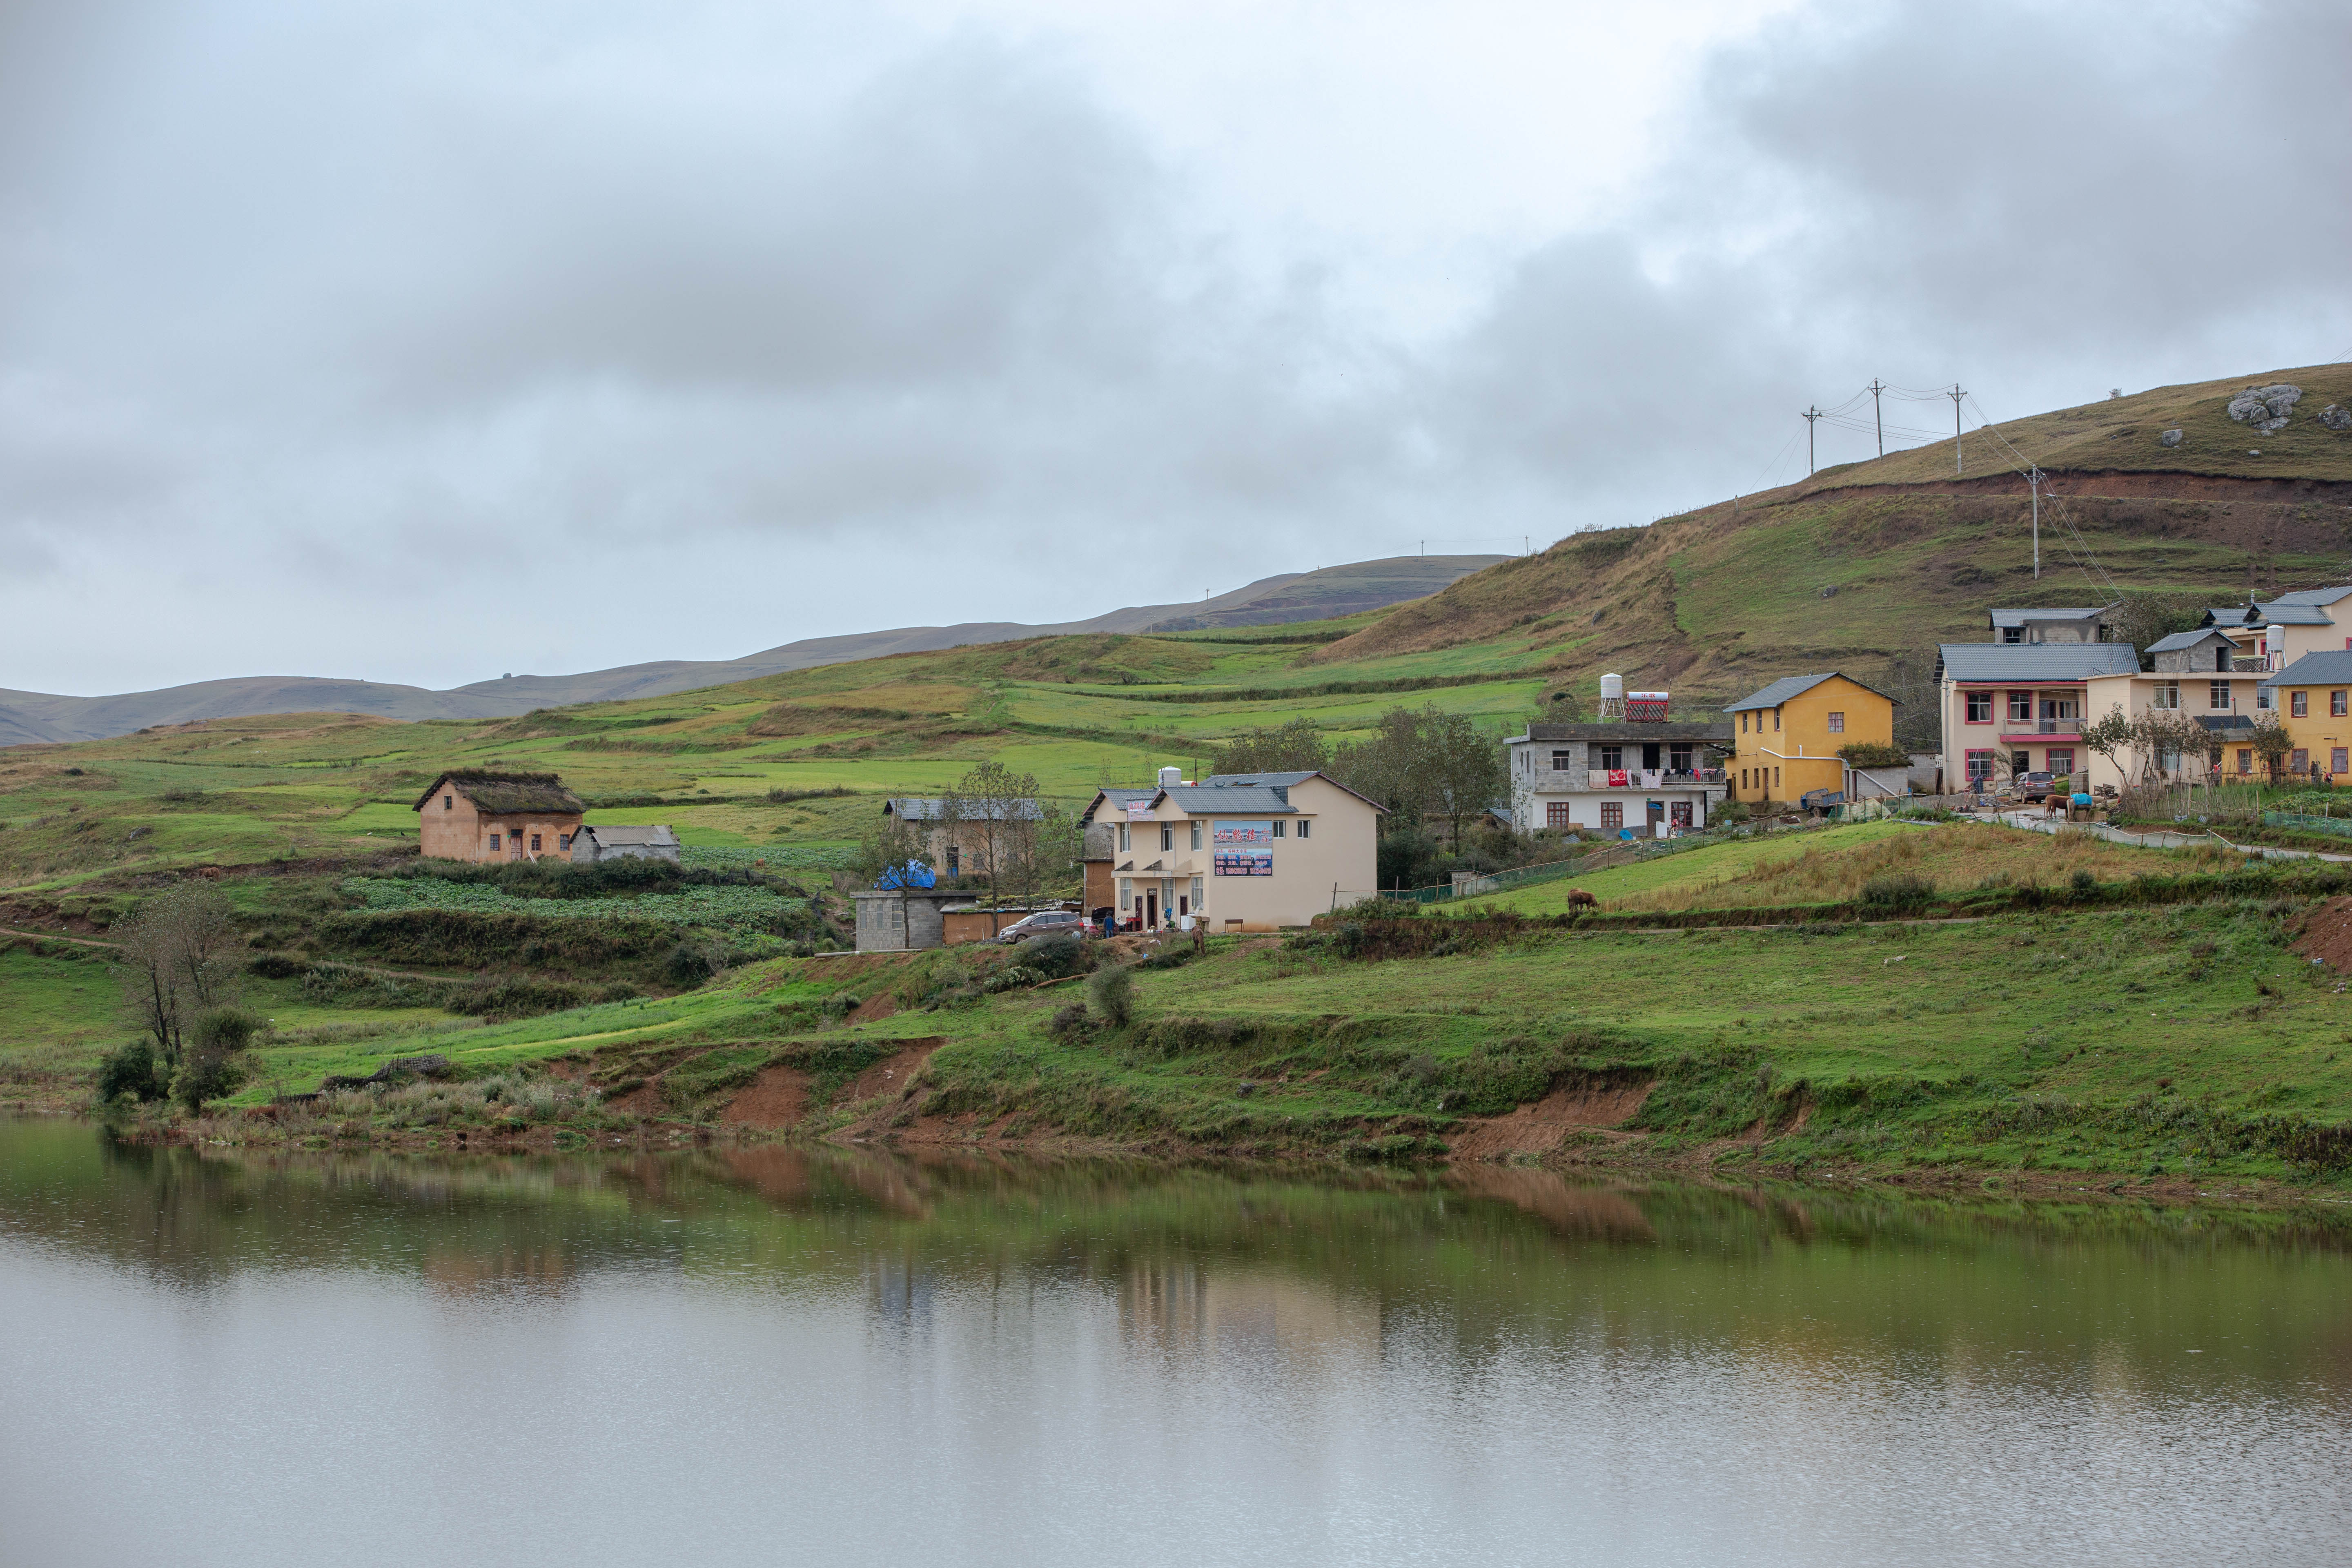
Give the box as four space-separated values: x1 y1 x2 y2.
1087 965 1134 1027
1858 872 1934 913
2070 869 2096 895
1836 742 1912 769
95 1040 167 1103
1016 932 1088 979
193 1007 261 1054
245 952 307 979
982 964 1046 994
822 991 862 1021
1047 1003 1092 1038
664 941 720 987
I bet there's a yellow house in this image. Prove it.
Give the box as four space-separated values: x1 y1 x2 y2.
2258 652 2352 782
1726 673 1897 805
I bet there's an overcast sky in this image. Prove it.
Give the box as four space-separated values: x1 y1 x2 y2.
4 0 2347 695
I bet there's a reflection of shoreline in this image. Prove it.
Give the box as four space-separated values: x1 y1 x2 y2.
423 1244 575 1299
1446 1165 1659 1244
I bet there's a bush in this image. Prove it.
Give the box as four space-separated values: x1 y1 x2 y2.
983 964 1046 994
1047 1003 1092 1038
664 941 720 987
95 1040 167 1103
1086 965 1134 1028
1837 742 1912 769
1016 932 1088 979
245 952 307 979
193 1007 261 1054
2071 869 2096 895
1858 872 1934 913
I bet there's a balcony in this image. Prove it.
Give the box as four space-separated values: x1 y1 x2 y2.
1529 768 1721 792
2232 655 2279 673
1999 722 2082 743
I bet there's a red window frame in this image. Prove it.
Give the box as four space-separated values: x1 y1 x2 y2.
1965 749 1995 784
1546 802 1571 829
2007 690 2032 721
2292 748 2310 771
2334 692 2348 718
1599 802 1624 830
2045 749 2074 775
2292 691 2309 717
2334 749 2349 775
2238 749 2253 775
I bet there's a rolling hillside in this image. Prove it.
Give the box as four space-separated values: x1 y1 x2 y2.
6 360 2352 889
0 554 1505 746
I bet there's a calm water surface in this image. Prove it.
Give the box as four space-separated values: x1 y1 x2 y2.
2 1118 2349 1566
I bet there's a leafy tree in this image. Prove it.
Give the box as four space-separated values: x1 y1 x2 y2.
942 760 1042 935
2125 709 2214 783
2081 705 2133 781
1207 718 1329 777
1329 707 1429 817
1835 741 1912 768
173 1006 260 1112
1419 708 1506 844
2249 714 2297 782
2107 592 2205 668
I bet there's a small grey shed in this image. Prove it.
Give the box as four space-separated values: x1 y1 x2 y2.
570 824 680 864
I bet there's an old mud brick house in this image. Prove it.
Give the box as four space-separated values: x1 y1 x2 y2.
414 771 587 863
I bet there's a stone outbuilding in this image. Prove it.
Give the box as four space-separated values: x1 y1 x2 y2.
413 771 585 863
570 824 680 864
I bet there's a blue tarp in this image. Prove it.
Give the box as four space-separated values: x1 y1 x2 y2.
875 860 936 890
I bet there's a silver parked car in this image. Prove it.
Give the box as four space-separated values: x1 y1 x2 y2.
997 910 1085 943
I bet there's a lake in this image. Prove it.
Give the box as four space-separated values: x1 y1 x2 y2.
2 1117 2348 1566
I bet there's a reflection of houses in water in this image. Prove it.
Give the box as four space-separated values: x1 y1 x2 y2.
421 1246 574 1298
866 1252 938 1335
1120 1259 1383 1363
1446 1167 1658 1243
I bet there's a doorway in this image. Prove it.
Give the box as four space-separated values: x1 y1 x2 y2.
1145 889 1159 928
1642 742 1662 771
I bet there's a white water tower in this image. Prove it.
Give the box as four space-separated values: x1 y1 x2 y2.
1598 673 1626 722
1158 766 1184 789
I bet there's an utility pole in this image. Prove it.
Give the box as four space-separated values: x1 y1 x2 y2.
1802 406 1822 476
1868 379 1886 457
2028 466 2042 579
1948 384 1967 474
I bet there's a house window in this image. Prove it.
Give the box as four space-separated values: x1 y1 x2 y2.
2210 681 2231 710
443 794 454 811
558 833 571 851
1118 823 1130 852
2152 682 2180 710
2011 752 2030 774
946 846 960 875
2258 687 2274 710
1670 802 1693 828
1966 692 1993 722
1271 820 1285 838
2002 625 2023 644
2046 749 2074 776
1189 822 1202 850
1965 750 1994 784
2335 749 2349 775
1118 879 1132 911
2293 691 2309 717
1669 744 1693 773
488 833 500 851
1546 802 1572 829
1773 709 1782 731
2292 749 2310 772
2040 695 2079 723
529 834 542 852
2238 749 2253 775
1600 745 1623 770
1160 824 1173 851
2334 692 2348 718
1190 876 1203 911
1773 766 1782 787
1740 712 1748 733
1599 802 1624 830
2008 690 2032 721
1550 749 1575 771
1826 712 1845 733
1296 819 1310 839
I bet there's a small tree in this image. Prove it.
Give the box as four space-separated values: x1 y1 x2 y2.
2081 704 2133 783
114 882 241 1074
2249 714 2297 783
942 761 1041 935
2107 592 2204 667
1419 709 1506 844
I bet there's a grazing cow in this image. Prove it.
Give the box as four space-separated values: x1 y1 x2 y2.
1565 888 1597 909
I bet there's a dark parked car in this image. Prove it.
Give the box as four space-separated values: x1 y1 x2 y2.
2012 771 2056 802
997 909 1084 943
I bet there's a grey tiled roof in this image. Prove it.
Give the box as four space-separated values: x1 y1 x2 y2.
1937 644 2140 682
578 824 677 847
2145 629 2232 653
2260 651 2352 690
1987 606 2111 629
2264 586 2352 607
1725 673 1897 711
1160 785 1298 814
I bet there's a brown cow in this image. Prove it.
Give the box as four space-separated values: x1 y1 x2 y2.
1564 888 1597 909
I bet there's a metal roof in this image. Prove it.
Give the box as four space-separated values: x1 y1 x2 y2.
1724 673 1897 712
578 824 677 847
1987 606 2111 629
1937 644 2140 683
2264 586 2352 608
1200 770 1319 787
2145 629 2233 653
1160 784 1298 815
884 796 1044 821
1076 788 1158 825
1513 721 1733 742
2260 651 2352 690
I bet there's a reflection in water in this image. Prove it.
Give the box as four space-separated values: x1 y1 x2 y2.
2 1120 2351 1567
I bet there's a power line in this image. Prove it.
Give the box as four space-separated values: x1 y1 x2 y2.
1946 385 1966 474
1801 406 1823 475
